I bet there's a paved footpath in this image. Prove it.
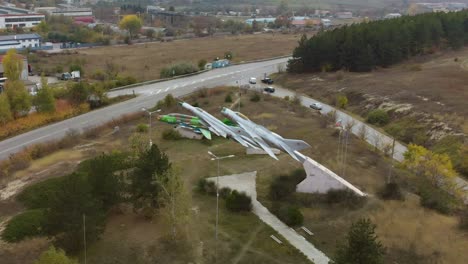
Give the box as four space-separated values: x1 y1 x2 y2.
207 172 330 264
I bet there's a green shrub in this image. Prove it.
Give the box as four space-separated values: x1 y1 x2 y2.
225 190 252 212
219 187 232 199
197 178 207 193
198 59 207 70
224 94 233 103
269 169 306 201
385 117 429 146
378 182 404 201
17 177 65 209
160 62 198 78
367 109 390 126
136 123 148 133
418 184 458 215
250 93 261 102
273 204 303 226
1 209 46 242
162 128 182 140
336 95 348 109
325 189 366 209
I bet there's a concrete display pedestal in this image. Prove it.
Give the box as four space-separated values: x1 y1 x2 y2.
174 127 203 140
296 156 366 196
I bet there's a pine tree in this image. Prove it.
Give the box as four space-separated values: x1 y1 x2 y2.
335 218 385 264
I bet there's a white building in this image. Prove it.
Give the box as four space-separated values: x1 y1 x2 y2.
336 12 353 19
0 33 42 50
384 13 402 19
0 14 45 29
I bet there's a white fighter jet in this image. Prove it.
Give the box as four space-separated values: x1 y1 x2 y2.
221 107 310 162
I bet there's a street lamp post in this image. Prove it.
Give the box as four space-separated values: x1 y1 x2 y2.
142 108 161 147
208 151 235 262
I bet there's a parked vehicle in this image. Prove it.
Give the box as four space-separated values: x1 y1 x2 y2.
261 77 274 84
249 77 257 84
59 71 80 81
309 102 323 110
263 87 275 93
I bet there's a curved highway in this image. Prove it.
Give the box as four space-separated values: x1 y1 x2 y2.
0 58 288 160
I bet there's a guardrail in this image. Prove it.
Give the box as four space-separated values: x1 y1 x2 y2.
108 54 292 92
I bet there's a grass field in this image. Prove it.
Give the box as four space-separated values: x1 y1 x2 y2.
1 87 467 263
34 34 301 82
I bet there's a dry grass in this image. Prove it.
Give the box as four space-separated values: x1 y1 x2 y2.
276 48 468 131
2 87 468 263
36 34 301 81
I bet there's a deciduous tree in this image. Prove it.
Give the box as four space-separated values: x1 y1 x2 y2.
0 93 12 124
34 246 77 264
5 80 31 117
3 49 23 81
35 75 56 113
119 15 143 40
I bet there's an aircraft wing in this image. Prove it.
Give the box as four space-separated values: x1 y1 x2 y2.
236 121 278 160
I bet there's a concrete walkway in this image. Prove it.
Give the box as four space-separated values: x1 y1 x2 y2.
207 172 330 264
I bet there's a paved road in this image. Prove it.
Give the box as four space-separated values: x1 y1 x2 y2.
207 172 329 264
0 58 288 160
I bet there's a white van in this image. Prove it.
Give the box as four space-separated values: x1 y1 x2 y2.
249 77 257 84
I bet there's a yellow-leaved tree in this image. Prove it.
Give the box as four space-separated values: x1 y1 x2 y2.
119 15 143 40
403 144 460 194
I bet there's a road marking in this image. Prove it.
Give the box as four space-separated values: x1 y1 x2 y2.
0 129 65 155
164 87 170 92
270 235 282 244
156 89 162 94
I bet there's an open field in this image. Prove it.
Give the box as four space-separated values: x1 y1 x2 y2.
276 48 468 132
1 87 467 263
33 34 301 82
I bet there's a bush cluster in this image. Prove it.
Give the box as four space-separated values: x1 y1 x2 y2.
418 183 459 215
367 109 390 126
1 209 46 242
272 204 303 226
160 62 199 78
269 169 306 201
162 128 183 140
136 123 148 133
225 190 252 212
250 92 261 102
378 182 405 201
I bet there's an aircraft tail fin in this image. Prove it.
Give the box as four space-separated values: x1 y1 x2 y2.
283 139 311 151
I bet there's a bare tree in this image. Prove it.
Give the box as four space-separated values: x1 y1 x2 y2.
158 168 191 240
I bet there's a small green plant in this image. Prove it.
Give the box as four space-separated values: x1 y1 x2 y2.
273 204 304 226
198 59 207 70
367 109 390 126
225 190 252 212
250 92 261 102
162 128 182 140
136 123 148 133
224 93 233 103
378 182 404 201
1 209 46 242
336 95 348 109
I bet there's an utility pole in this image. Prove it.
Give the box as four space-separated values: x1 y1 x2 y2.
142 108 161 147
208 151 235 263
83 214 87 264
387 138 396 183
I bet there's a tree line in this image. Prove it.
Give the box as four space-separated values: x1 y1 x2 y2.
288 10 468 73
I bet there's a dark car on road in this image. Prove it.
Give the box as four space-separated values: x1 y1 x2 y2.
264 87 275 93
261 77 274 84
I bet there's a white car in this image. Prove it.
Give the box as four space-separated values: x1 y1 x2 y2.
309 102 323 110
249 77 257 84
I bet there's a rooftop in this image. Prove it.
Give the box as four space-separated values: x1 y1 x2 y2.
0 34 41 42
